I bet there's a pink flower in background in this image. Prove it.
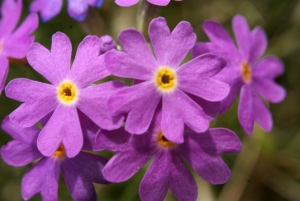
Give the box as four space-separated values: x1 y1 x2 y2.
115 0 170 7
0 0 38 95
192 15 286 134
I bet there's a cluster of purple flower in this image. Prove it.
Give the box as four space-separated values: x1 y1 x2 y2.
0 0 285 201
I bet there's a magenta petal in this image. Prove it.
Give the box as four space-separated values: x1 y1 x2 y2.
249 27 267 63
178 53 226 78
9 98 57 128
0 0 22 38
103 150 153 182
238 85 255 134
61 153 108 201
179 132 231 184
5 78 56 102
27 43 60 85
115 0 139 7
202 20 236 51
1 140 42 166
253 79 286 103
105 50 156 80
67 0 89 21
0 56 9 95
162 90 209 143
169 153 198 201
30 0 63 22
2 14 38 58
189 95 220 120
1 116 40 143
139 151 170 201
253 56 284 79
148 0 170 6
180 77 230 102
90 128 131 152
232 15 251 59
77 81 125 130
69 36 109 87
149 17 196 67
254 94 273 132
205 128 242 154
108 82 161 134
21 157 60 201
38 105 83 158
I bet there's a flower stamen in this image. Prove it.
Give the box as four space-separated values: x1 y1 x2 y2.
241 62 252 83
57 80 78 105
52 143 66 159
157 130 176 148
154 67 177 92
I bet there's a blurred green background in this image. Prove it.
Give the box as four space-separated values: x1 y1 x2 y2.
1 0 300 200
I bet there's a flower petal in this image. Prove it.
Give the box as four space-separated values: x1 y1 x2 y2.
169 153 198 201
21 157 60 201
148 0 170 6
2 14 38 58
189 94 220 120
204 128 242 154
61 152 108 201
1 116 40 143
253 56 284 79
179 77 230 102
232 15 251 59
0 56 9 95
77 81 125 130
30 0 63 22
249 27 267 63
91 128 131 152
254 94 273 132
162 89 209 143
115 0 139 7
0 0 22 38
149 17 196 67
8 98 57 128
202 20 236 51
106 28 157 79
253 79 286 103
108 82 161 134
1 140 42 166
27 42 63 85
139 151 170 201
5 78 56 103
178 53 226 78
238 85 255 134
69 36 109 87
67 0 88 21
37 105 83 158
103 149 153 182
179 131 232 184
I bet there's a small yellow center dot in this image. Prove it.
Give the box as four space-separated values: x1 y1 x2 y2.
241 62 252 83
52 144 66 159
57 81 78 104
157 130 176 148
154 67 177 92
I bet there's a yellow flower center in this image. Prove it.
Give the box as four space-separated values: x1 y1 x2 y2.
154 67 177 92
52 144 66 159
241 62 252 83
57 81 78 104
157 130 176 148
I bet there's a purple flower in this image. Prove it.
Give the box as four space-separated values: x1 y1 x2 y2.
1 116 108 201
99 112 241 201
5 32 125 157
0 0 38 95
192 15 286 134
106 17 229 143
30 0 104 22
115 0 170 7
99 35 117 54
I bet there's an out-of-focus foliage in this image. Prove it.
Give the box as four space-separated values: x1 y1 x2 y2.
0 0 299 200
